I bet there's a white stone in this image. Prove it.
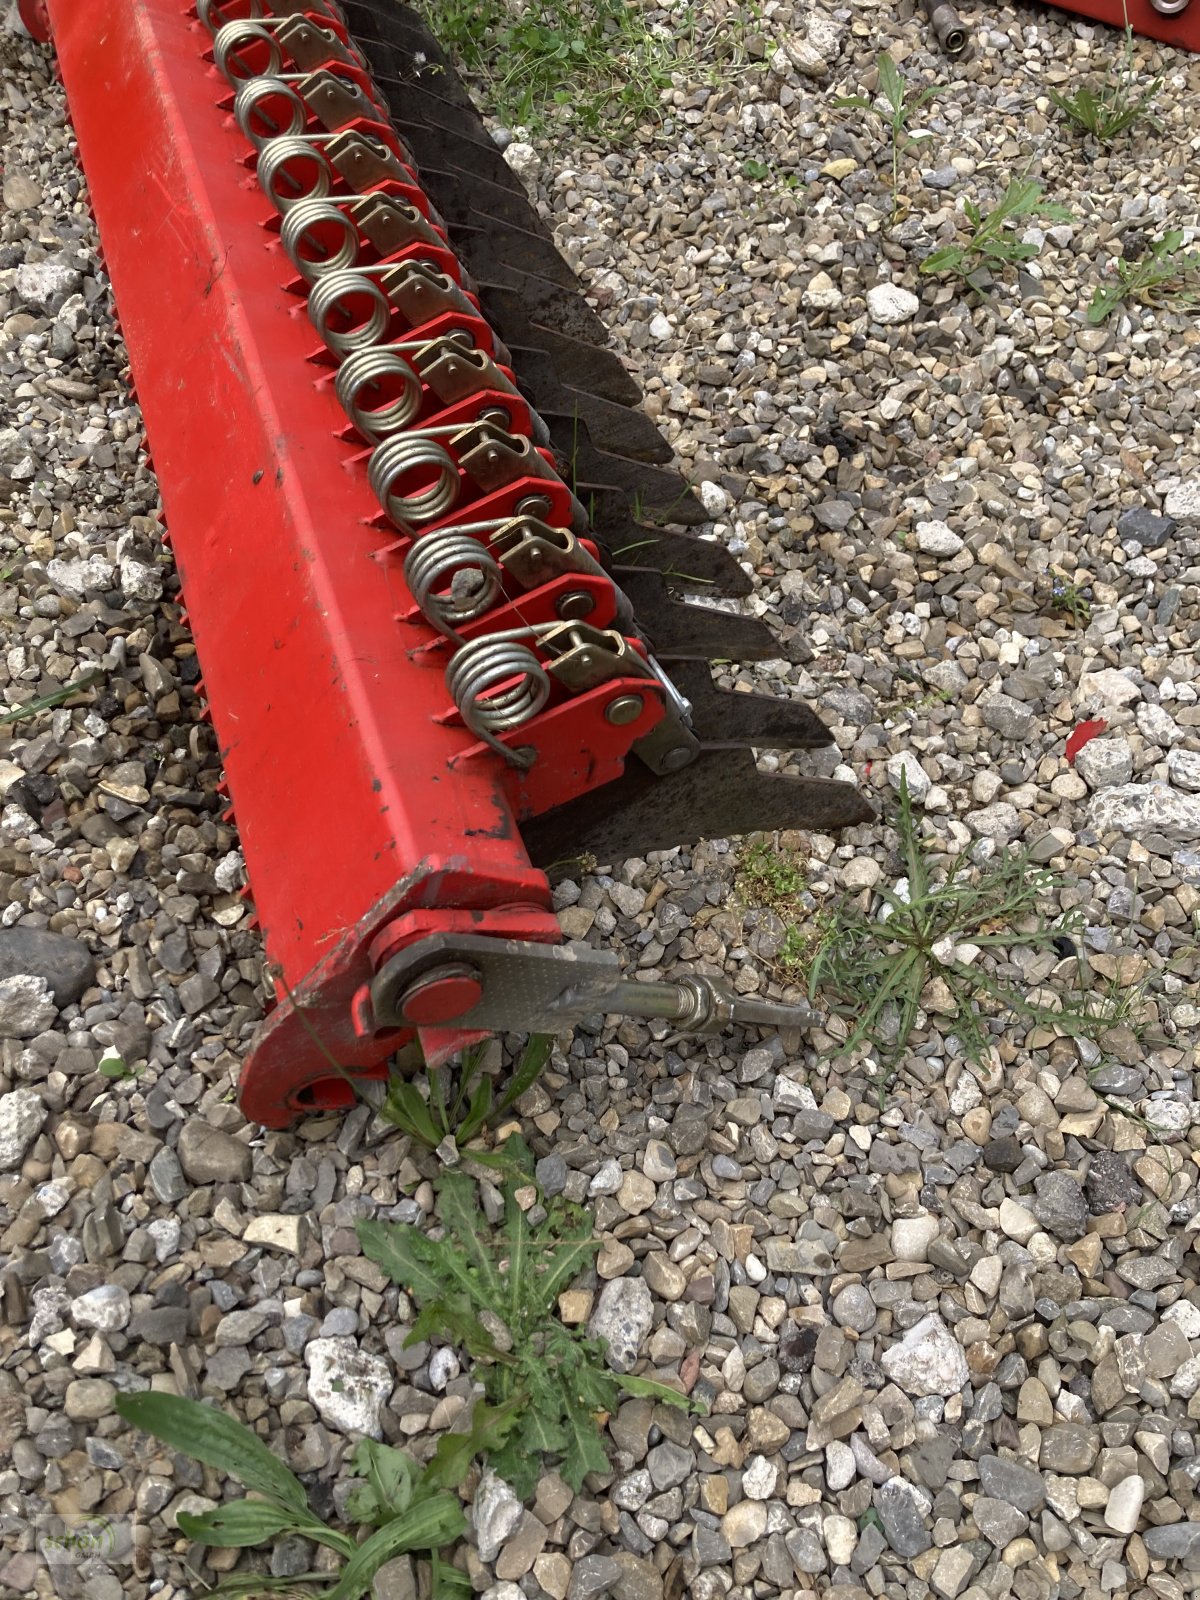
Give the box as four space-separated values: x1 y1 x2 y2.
826 1440 856 1491
46 555 116 598
1164 477 1200 522
886 751 931 802
1139 700 1177 748
0 974 56 1039
70 1285 131 1333
742 1455 778 1499
1080 666 1140 707
649 313 674 342
0 1087 48 1170
915 520 964 556
722 1499 768 1547
1168 749 1200 792
472 1468 523 1563
502 142 539 183
879 1313 969 1398
999 1197 1039 1243
966 802 1021 842
843 857 881 891
867 284 920 324
1164 1301 1200 1340
803 270 843 310
970 1255 1003 1298
1089 783 1200 842
824 1513 858 1566
243 1214 306 1254
119 554 163 601
304 1337 392 1438
15 259 78 307
891 1214 940 1263
1104 1474 1144 1534
589 1276 654 1373
698 480 728 516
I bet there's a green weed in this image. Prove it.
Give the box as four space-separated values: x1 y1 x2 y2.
114 1392 469 1600
1049 23 1161 143
1087 229 1200 324
834 51 944 216
739 838 807 909
97 1052 138 1081
379 1035 554 1155
418 0 680 138
921 176 1072 291
359 1136 692 1501
1047 569 1093 627
803 773 1140 1101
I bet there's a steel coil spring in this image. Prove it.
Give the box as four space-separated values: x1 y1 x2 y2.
280 196 361 279
446 630 549 765
367 433 460 528
234 75 309 148
307 269 390 353
199 0 265 33
403 530 504 638
213 17 285 80
334 346 423 440
257 133 333 212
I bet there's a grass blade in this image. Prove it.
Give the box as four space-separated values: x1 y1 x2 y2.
115 1393 308 1513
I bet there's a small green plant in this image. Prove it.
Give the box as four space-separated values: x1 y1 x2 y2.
419 0 680 137
1049 23 1161 143
359 1137 692 1501
1087 229 1200 324
1047 569 1093 627
739 838 807 909
920 176 1072 291
803 773 1139 1100
834 52 943 214
380 1035 553 1154
742 157 772 181
114 1392 468 1599
97 1052 138 1081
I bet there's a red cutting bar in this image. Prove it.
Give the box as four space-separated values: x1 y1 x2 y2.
43 0 562 1122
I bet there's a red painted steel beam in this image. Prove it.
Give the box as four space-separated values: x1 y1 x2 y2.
44 0 562 1123
1035 0 1199 50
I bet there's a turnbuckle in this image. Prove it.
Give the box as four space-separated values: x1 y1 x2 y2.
369 933 818 1035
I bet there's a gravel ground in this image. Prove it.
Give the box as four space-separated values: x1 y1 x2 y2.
3 2 1200 1599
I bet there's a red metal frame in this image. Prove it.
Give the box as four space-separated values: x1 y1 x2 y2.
1036 0 1199 51
38 0 667 1126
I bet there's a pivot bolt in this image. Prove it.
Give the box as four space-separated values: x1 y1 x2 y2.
557 590 596 621
605 694 644 726
396 962 483 1026
660 744 696 772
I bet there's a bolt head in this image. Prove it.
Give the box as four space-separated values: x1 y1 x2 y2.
397 963 483 1026
605 694 644 726
660 744 697 772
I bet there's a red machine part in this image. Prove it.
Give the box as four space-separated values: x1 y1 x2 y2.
38 0 674 1126
1038 0 1198 50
